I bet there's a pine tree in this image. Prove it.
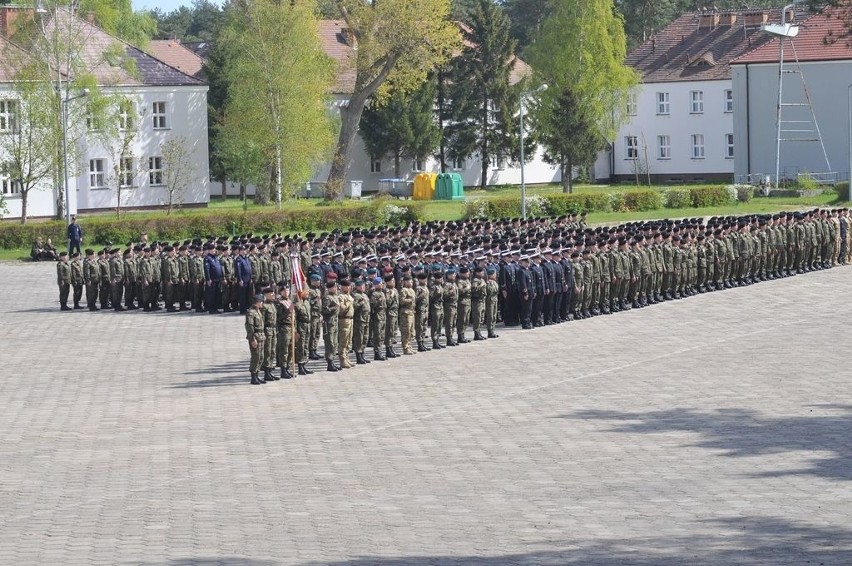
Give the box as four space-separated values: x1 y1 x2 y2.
444 0 519 190
359 80 440 178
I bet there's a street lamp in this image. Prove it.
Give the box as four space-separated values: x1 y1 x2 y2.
848 83 852 200
61 88 89 225
519 83 547 220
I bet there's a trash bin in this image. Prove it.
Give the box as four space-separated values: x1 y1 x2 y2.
435 173 465 200
345 180 362 199
413 173 437 200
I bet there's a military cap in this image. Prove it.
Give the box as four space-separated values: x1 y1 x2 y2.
85 249 94 255
309 273 321 282
372 276 383 285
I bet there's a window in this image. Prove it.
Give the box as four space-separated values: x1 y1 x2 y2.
691 134 705 159
370 156 381 173
725 133 735 159
412 158 425 172
119 156 134 187
625 136 639 159
149 156 164 185
656 92 670 115
89 159 106 188
724 90 733 113
626 91 638 115
0 100 18 133
152 101 167 129
86 107 102 132
657 135 671 159
118 100 135 130
690 90 704 114
0 162 21 195
490 155 506 170
452 156 465 170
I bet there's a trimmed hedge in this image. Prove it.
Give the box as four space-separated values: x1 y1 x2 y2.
0 201 426 249
664 188 692 209
689 186 733 208
621 190 663 212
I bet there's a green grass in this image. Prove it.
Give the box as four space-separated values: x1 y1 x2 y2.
0 247 35 262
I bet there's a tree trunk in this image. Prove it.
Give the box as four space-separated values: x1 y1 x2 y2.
480 98 488 190
220 177 226 200
116 187 122 219
239 183 246 201
562 155 573 194
437 69 447 174
20 189 28 225
275 143 283 210
326 99 366 200
394 150 401 179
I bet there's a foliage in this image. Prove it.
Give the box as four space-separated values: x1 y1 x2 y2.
218 0 335 208
360 80 440 178
444 0 522 191
689 186 734 208
323 0 459 199
80 0 157 47
463 192 618 219
151 0 225 42
664 188 691 209
160 137 197 215
526 0 637 193
621 189 663 211
502 0 548 51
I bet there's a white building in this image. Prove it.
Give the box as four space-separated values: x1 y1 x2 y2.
595 9 796 184
0 7 209 221
731 7 850 185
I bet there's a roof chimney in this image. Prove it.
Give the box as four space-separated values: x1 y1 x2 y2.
743 11 770 27
699 13 720 30
86 11 95 24
0 6 35 39
719 13 737 26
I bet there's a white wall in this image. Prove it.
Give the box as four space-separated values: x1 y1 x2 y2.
610 79 736 181
73 85 209 213
733 60 848 184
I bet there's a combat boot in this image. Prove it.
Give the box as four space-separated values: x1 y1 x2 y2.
326 360 339 372
355 352 369 365
340 356 354 369
417 341 430 352
250 372 263 385
308 349 321 361
473 331 485 341
281 366 293 380
297 363 313 375
487 331 499 338
264 368 279 381
386 346 398 358
432 339 443 350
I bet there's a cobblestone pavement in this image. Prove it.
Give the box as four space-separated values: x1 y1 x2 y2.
1 261 852 565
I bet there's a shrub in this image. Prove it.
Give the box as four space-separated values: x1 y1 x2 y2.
622 189 663 211
464 199 489 220
664 188 691 209
525 194 548 217
609 192 627 212
837 181 851 201
689 186 733 208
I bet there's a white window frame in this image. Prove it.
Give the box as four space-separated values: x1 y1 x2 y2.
119 156 135 187
370 156 381 173
452 156 465 171
89 158 106 188
412 158 425 172
725 133 735 159
690 90 704 114
626 91 638 116
657 135 671 160
691 134 705 159
0 162 22 195
656 92 670 115
0 100 19 133
149 156 164 186
118 100 135 131
625 136 639 160
724 90 734 113
152 101 167 130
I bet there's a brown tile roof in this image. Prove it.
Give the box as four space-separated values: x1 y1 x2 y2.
318 19 530 94
0 34 43 82
733 7 852 64
149 39 205 79
628 8 808 83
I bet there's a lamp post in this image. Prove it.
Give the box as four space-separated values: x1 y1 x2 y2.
519 83 547 220
848 83 852 200
61 88 89 225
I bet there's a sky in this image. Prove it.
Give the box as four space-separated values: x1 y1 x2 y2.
132 0 200 15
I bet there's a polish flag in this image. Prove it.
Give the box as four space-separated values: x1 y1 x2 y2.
291 253 306 293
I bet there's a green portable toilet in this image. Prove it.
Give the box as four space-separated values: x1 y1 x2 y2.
448 173 464 201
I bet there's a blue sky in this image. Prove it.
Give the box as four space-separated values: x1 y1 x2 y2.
132 0 197 14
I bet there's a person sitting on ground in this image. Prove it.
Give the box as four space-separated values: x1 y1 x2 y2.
31 237 58 261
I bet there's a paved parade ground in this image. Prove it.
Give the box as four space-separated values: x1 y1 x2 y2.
1 260 852 565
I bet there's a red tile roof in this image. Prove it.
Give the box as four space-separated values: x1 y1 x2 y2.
149 39 205 79
733 7 852 64
627 8 808 83
0 34 42 82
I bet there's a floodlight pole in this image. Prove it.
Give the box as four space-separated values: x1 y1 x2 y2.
61 89 89 226
519 83 547 220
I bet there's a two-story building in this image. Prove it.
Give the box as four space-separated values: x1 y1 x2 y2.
0 7 209 221
595 9 796 184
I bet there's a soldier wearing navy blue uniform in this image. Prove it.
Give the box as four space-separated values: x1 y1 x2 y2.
235 247 253 314
517 255 533 329
530 252 544 327
203 245 223 314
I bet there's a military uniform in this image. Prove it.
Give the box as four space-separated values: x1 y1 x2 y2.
245 300 266 385
337 289 355 368
57 256 71 310
398 283 416 354
322 288 341 370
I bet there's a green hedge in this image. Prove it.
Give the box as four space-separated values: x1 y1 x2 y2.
465 193 616 219
664 188 692 209
688 186 733 208
0 201 426 249
621 190 663 212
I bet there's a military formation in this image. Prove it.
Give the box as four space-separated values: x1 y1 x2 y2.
53 208 851 384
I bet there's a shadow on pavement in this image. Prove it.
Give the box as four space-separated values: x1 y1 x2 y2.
560 404 852 481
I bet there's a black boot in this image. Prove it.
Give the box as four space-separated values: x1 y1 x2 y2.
250 372 263 385
432 339 442 350
473 331 485 341
297 363 312 375
309 350 321 361
373 350 386 361
417 341 430 352
327 360 339 372
356 352 369 365
457 334 470 344
281 366 293 380
264 368 279 381
386 346 398 358
487 331 499 338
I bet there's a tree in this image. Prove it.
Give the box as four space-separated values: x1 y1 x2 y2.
160 137 196 214
218 0 335 207
527 0 637 192
151 0 226 42
444 0 519 190
359 79 440 178
502 0 548 52
79 0 157 47
92 95 139 218
322 0 458 199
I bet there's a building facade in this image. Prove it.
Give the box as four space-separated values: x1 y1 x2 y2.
595 9 796 184
0 8 209 221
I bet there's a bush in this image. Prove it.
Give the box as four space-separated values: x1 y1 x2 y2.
622 189 663 212
0 201 427 250
836 181 850 201
689 186 733 208
664 188 692 209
